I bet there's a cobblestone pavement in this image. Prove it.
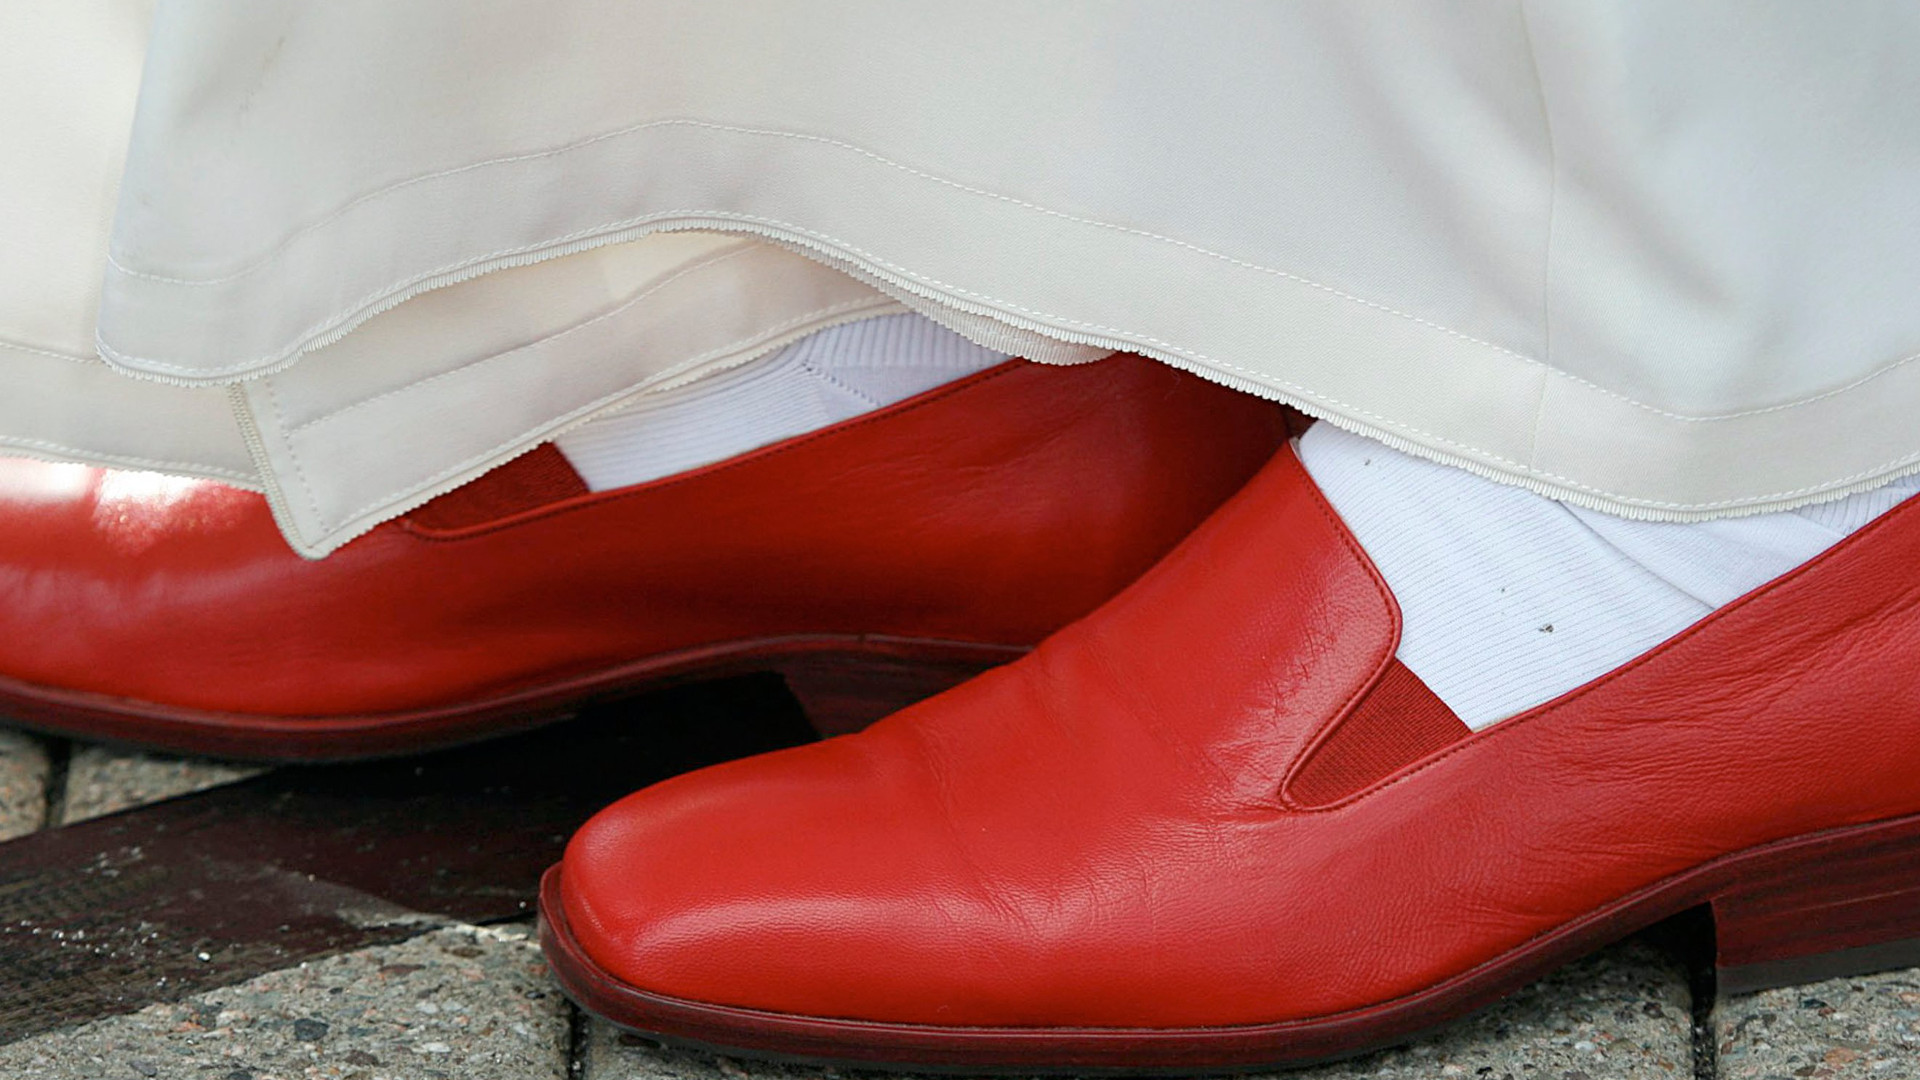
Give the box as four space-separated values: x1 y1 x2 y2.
1 730 1916 1080
1716 972 1920 1079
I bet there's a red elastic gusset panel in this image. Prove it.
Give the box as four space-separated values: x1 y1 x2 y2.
1289 659 1470 807
404 444 590 533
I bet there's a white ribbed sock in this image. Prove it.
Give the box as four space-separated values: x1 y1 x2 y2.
554 313 1009 492
1299 423 1920 730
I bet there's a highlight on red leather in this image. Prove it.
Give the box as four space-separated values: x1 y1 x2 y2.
0 355 1288 760
541 444 1920 1071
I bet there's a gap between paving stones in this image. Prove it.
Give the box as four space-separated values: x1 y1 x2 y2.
4 736 1920 1079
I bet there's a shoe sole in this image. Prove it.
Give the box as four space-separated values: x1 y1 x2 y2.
0 634 1022 762
538 810 1920 1073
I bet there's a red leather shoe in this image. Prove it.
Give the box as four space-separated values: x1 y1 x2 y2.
0 355 1285 761
542 442 1920 1072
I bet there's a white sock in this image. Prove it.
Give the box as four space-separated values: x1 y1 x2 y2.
554 313 1009 492
1299 423 1920 730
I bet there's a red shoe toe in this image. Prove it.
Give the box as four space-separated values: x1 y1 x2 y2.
544 443 1920 1071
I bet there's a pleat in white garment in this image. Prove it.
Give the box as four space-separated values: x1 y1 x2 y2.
7 2 1920 555
1 1 907 555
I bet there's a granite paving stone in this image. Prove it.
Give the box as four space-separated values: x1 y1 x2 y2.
1288 939 1695 1080
7 733 1920 1080
1715 969 1920 1079
579 1020 824 1080
0 922 570 1080
578 939 1694 1080
0 728 51 840
56 744 266 824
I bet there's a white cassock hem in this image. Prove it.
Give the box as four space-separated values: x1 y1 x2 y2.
8 3 1920 554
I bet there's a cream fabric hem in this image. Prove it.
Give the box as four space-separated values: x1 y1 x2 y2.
233 236 901 554
92 1 1920 535
2 1 907 556
11 2 1920 559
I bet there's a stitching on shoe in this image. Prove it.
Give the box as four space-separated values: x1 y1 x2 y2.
1292 489 1920 813
399 359 1028 542
1274 446 1404 811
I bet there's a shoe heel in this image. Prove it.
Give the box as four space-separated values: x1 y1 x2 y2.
1712 814 1920 994
774 645 1017 736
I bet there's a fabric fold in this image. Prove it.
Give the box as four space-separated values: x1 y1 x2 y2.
233 234 899 554
10 1 1920 558
93 1 1920 528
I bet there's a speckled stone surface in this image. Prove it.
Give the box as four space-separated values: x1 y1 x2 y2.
0 922 569 1080
0 729 51 840
10 736 1920 1080
56 745 265 824
1716 969 1920 1079
579 1022 813 1080
577 941 1693 1080
1288 940 1695 1080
